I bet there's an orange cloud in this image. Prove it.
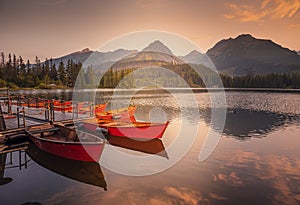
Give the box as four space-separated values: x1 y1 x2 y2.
225 0 300 22
289 23 300 28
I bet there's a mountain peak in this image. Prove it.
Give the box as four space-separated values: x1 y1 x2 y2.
142 40 173 55
71 48 93 55
207 34 300 76
236 34 255 40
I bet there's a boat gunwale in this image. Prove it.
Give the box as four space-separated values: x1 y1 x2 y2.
25 129 105 145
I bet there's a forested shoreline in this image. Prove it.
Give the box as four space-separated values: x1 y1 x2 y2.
1 52 300 89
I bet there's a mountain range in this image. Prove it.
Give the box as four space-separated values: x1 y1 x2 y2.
49 34 300 76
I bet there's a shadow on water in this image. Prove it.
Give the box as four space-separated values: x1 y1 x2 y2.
200 108 300 139
108 136 168 159
25 143 107 191
0 153 13 186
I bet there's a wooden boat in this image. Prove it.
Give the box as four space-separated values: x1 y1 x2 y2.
93 103 107 114
26 142 107 190
52 100 72 107
81 119 169 139
25 123 105 162
95 105 136 120
21 101 46 108
53 105 73 112
78 103 107 115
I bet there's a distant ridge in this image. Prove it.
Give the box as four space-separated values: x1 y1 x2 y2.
207 34 300 75
47 34 300 76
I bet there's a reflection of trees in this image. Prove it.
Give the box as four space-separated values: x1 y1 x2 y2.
201 108 299 139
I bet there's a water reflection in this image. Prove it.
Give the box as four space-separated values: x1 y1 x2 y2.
26 143 107 191
108 136 168 158
0 153 12 186
201 108 300 139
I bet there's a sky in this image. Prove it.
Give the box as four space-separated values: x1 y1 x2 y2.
0 0 300 61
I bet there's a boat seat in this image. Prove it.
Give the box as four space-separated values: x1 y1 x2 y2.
66 130 79 142
30 127 60 134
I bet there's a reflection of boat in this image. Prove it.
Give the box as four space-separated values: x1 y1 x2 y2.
82 119 169 139
25 124 105 162
108 136 168 158
0 153 12 186
96 106 137 120
26 143 107 190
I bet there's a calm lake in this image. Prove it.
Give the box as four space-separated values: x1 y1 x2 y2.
1 89 300 205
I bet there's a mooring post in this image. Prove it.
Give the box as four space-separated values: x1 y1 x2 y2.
7 89 11 114
22 107 26 128
17 107 20 128
17 95 21 107
76 103 78 119
90 103 93 117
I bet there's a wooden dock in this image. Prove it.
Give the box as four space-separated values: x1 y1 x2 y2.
0 101 93 155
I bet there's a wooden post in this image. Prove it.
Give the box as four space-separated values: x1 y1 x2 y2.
90 103 93 117
22 107 26 128
7 89 11 114
0 104 6 131
17 107 20 128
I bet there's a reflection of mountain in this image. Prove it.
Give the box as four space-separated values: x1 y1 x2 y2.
201 108 299 139
108 136 168 158
26 143 107 190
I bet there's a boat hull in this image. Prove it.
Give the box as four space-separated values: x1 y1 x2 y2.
96 106 136 121
82 121 169 139
29 137 104 162
26 125 105 162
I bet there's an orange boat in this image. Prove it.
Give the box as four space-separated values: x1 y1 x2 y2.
96 106 136 120
52 100 72 107
94 104 107 115
21 101 46 108
78 103 107 115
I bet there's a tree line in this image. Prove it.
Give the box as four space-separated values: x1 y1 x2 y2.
0 52 96 89
1 52 299 89
220 73 300 89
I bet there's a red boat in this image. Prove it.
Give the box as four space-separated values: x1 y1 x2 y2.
82 119 169 139
53 105 73 112
96 106 137 120
25 123 105 162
